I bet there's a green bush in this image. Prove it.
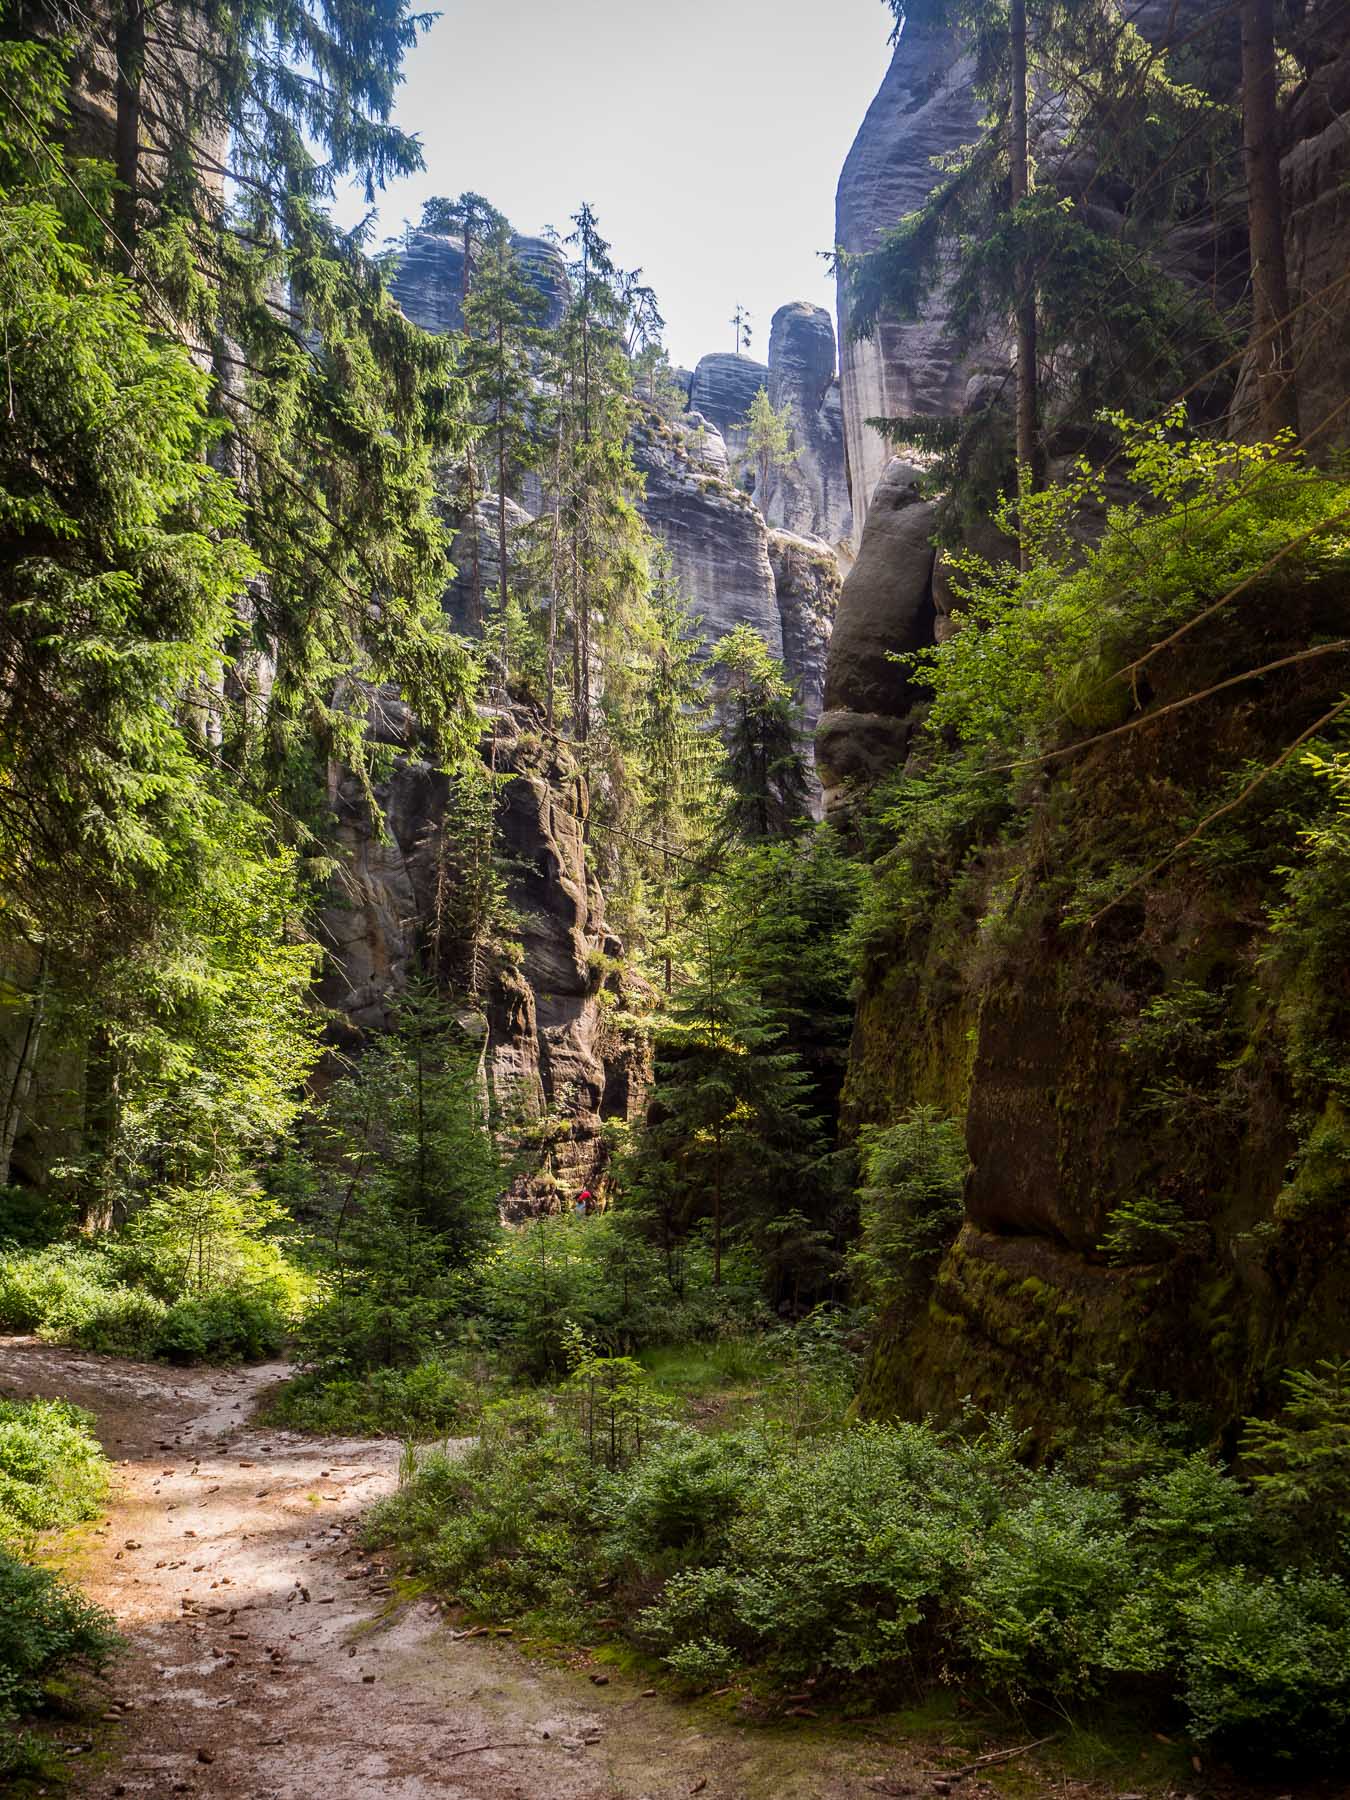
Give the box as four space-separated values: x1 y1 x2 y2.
1181 1571 1350 1763
155 1289 285 1363
264 1357 483 1437
0 1550 118 1776
370 1376 1350 1767
0 1240 291 1363
0 1399 108 1547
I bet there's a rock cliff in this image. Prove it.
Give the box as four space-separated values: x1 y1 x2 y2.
826 5 1350 1447
390 228 568 335
847 582 1350 1443
762 303 853 555
317 699 645 1211
834 26 983 548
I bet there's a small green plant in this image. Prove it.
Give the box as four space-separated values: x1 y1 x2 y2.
1241 1360 1350 1556
0 1551 118 1776
0 1398 109 1547
264 1357 484 1438
1099 1193 1205 1265
663 1634 736 1691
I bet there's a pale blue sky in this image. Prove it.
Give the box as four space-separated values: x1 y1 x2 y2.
330 0 895 371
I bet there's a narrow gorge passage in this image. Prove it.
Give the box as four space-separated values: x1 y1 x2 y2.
1 1339 938 1800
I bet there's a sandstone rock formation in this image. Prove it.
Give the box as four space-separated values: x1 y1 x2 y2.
390 229 568 336
814 459 937 818
767 529 840 768
1272 26 1350 455
317 703 644 1211
762 303 853 553
834 26 983 546
688 351 771 467
632 412 783 661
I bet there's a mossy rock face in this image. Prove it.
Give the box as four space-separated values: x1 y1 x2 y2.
851 575 1350 1444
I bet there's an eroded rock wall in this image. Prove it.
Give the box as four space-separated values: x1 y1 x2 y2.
317 701 645 1211
834 26 984 547
848 582 1350 1444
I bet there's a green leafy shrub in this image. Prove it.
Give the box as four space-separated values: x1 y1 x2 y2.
264 1357 483 1437
663 1634 737 1692
155 1289 286 1363
0 1242 288 1362
0 1399 108 1547
1181 1571 1350 1763
370 1372 1350 1767
0 1551 118 1776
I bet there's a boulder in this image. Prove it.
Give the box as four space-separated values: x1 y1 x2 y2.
815 459 937 817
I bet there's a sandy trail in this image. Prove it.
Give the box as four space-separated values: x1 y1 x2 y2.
0 1337 943 1800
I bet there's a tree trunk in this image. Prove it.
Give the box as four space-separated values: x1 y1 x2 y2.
546 423 563 733
1009 0 1041 566
113 0 145 272
0 947 49 1188
1240 0 1300 438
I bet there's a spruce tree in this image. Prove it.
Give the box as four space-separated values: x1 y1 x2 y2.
461 219 550 746
635 896 817 1287
846 0 1235 544
743 384 801 511
710 626 810 840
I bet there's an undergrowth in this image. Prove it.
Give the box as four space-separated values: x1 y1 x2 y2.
0 1241 293 1364
0 1399 117 1777
368 1344 1350 1772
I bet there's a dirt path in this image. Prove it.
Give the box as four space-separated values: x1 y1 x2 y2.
0 1337 962 1800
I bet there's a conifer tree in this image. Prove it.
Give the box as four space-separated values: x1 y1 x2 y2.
462 219 550 742
847 0 1233 545
710 626 810 841
743 385 800 511
549 203 646 746
421 191 508 626
635 895 818 1286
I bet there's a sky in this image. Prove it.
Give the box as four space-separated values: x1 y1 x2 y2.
329 0 896 372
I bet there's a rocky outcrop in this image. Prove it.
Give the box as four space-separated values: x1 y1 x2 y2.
762 304 853 553
1279 28 1350 456
390 229 568 335
814 459 937 818
633 412 783 661
834 28 984 547
848 576 1350 1443
317 702 645 1210
688 351 771 466
768 529 839 771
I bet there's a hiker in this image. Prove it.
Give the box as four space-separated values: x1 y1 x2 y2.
574 1188 593 1218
